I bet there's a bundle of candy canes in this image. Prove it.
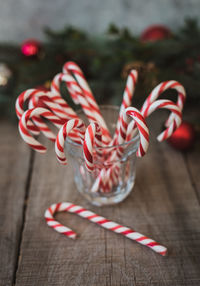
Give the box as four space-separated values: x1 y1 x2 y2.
16 61 186 256
16 61 186 193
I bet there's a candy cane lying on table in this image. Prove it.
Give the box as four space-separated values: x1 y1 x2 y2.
83 122 103 171
19 107 63 153
45 202 167 256
141 80 186 126
55 118 86 165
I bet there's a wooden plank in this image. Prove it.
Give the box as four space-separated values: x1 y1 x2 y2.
183 106 200 202
15 112 200 286
184 149 200 203
0 120 31 286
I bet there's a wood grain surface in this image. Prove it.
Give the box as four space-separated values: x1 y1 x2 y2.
1 107 200 286
0 121 31 286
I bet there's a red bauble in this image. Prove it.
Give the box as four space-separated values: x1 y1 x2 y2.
141 25 171 42
167 121 195 151
21 39 41 57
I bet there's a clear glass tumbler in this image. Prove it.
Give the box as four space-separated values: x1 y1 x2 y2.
65 105 140 206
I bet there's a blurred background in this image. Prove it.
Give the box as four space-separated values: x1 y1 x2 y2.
0 0 200 125
1 0 200 42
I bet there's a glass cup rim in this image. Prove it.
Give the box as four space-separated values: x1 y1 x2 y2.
65 104 140 150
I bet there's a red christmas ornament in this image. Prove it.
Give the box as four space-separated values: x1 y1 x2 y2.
21 39 41 57
167 121 195 151
141 25 171 42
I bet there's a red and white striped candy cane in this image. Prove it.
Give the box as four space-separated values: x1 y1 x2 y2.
17 88 83 144
93 167 115 193
143 99 182 141
52 72 108 140
141 80 186 126
101 70 138 185
90 160 119 193
118 107 149 157
104 106 149 189
59 72 111 144
83 122 103 172
45 202 167 256
55 118 86 165
91 168 107 193
126 98 182 142
28 91 71 121
63 61 102 113
126 80 186 142
16 89 71 142
51 73 80 118
19 107 63 153
112 70 138 145
16 89 67 134
91 107 149 193
16 89 41 135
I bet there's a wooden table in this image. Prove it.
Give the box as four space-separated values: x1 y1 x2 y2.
1 107 200 286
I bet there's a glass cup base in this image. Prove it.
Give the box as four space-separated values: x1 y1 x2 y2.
75 176 135 206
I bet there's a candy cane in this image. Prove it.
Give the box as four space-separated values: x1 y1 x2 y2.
19 107 63 153
16 89 68 137
16 89 41 135
51 73 80 118
91 168 107 193
60 62 111 143
126 97 183 142
142 99 182 141
59 72 111 144
28 92 70 120
112 70 138 145
98 68 138 188
83 122 103 171
105 106 149 189
16 90 67 142
91 107 149 193
55 118 86 165
92 166 117 193
45 202 167 256
63 61 103 114
52 72 107 138
118 107 149 157
18 88 83 144
126 81 186 142
100 70 138 188
141 80 186 126
102 100 181 192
